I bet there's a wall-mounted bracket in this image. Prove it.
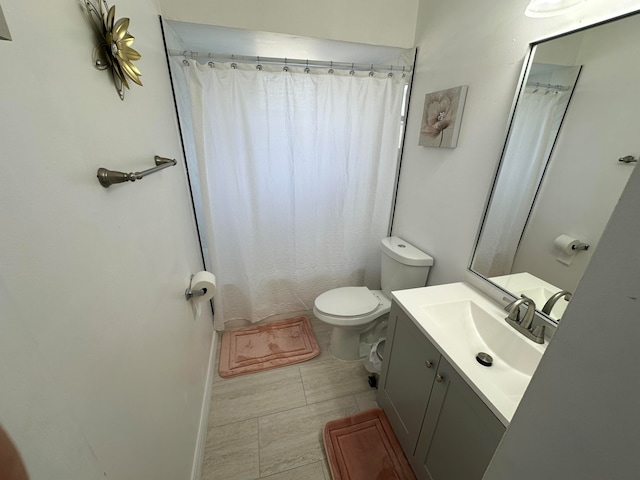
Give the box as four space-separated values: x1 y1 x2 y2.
185 274 208 301
618 155 638 164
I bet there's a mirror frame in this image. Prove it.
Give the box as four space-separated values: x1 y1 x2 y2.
466 10 640 329
0 5 11 41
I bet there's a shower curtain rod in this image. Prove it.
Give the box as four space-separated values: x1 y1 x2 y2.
526 81 571 92
168 49 413 74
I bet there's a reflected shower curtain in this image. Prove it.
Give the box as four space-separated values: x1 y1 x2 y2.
474 88 569 277
184 61 405 328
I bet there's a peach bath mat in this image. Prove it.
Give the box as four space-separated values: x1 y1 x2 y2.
218 316 320 378
323 407 416 480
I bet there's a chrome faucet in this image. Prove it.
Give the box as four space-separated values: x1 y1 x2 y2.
504 295 545 344
541 290 572 315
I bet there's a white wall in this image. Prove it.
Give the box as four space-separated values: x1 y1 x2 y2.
511 16 640 292
484 120 640 480
158 0 419 49
0 1 214 479
391 0 640 287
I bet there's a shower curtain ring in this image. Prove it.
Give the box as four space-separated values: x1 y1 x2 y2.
304 59 310 74
329 61 334 75
369 64 374 77
388 65 394 78
349 63 355 76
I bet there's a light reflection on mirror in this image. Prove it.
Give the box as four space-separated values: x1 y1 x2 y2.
471 12 640 321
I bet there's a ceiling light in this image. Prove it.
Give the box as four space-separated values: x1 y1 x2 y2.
525 0 586 18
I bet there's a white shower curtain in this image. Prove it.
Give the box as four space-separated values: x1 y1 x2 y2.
183 60 405 328
474 88 570 277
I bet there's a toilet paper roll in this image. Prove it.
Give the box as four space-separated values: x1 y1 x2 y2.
191 271 216 302
554 234 580 266
554 234 581 255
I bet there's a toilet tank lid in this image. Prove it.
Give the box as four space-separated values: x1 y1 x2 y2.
381 237 434 267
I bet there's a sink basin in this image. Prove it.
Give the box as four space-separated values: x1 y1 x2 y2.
392 282 548 425
422 300 541 377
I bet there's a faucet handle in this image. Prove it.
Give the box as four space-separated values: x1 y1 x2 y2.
530 324 545 344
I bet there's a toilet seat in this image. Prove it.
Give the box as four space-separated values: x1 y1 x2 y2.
315 286 379 317
313 288 391 328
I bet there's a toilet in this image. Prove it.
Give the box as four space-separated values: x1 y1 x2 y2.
313 236 434 361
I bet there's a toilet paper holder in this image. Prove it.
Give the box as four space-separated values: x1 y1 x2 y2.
572 242 589 251
185 274 208 300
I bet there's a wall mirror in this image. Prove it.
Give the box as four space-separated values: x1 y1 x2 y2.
470 11 640 323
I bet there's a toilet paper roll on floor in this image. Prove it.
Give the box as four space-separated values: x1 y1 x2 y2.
554 234 582 265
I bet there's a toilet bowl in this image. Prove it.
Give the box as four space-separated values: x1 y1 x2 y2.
313 287 391 361
313 236 433 361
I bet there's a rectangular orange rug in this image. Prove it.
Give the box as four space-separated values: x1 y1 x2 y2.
323 407 416 480
218 316 320 378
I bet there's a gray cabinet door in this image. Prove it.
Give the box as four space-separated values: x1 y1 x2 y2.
412 358 506 480
377 302 441 457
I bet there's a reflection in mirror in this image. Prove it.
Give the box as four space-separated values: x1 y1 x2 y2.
471 12 640 321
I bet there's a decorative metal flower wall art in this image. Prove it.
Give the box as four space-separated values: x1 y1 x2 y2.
82 0 142 100
419 85 468 148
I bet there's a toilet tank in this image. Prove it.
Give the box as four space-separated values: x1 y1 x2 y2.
380 237 434 297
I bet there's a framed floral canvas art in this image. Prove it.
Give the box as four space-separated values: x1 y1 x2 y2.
419 85 468 148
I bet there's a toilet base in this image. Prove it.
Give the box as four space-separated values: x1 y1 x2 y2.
328 327 364 361
327 317 388 361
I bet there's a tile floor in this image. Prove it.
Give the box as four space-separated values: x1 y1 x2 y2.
201 316 379 480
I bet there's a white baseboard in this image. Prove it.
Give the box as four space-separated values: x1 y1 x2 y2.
190 330 218 480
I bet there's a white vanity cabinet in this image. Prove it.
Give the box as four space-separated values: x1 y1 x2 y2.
377 301 506 480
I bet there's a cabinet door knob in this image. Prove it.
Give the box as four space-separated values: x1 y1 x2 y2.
424 360 433 369
436 374 444 383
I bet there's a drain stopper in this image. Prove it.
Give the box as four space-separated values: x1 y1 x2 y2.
476 352 493 367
